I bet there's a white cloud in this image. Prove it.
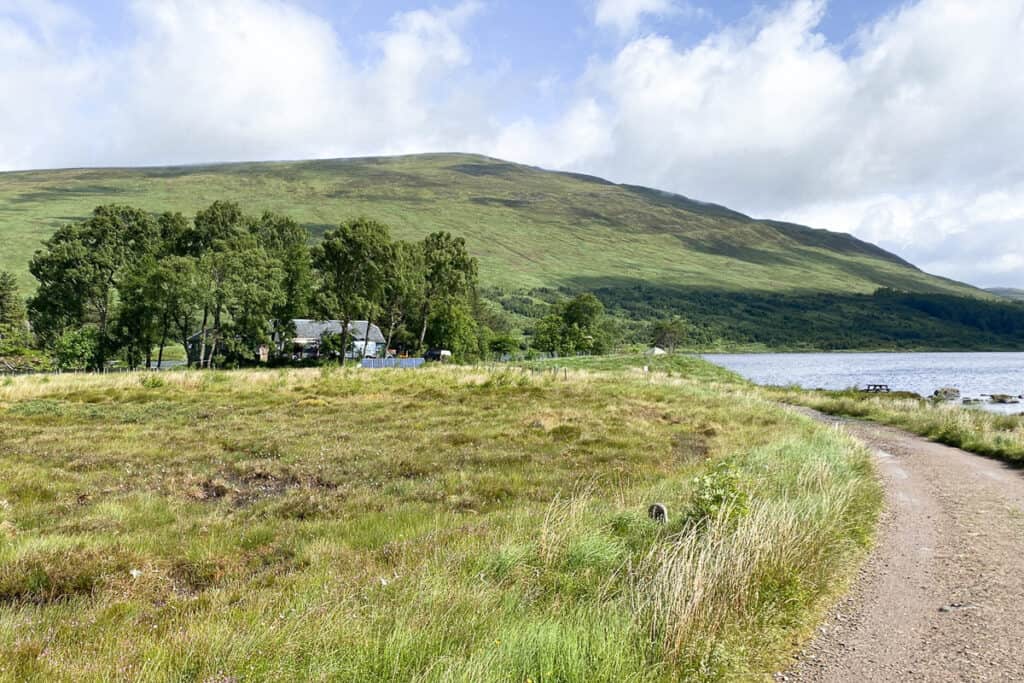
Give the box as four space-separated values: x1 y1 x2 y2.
113 0 351 163
0 0 489 169
0 2 99 170
490 99 614 169
594 0 677 34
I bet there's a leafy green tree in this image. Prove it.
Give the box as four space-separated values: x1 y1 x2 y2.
219 246 285 363
117 256 203 368
488 333 519 357
651 317 688 351
418 232 478 350
532 313 567 355
192 238 284 367
116 258 163 369
562 293 608 354
312 218 393 364
183 200 246 256
530 293 609 356
52 327 100 370
189 202 250 366
157 212 191 256
160 256 202 366
0 271 28 353
382 240 426 353
425 302 479 359
562 293 604 331
250 212 314 339
28 205 159 368
0 271 25 328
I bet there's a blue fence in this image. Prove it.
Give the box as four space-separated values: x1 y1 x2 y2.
361 358 426 370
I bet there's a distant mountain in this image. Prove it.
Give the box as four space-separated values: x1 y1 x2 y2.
0 153 985 299
988 288 1024 301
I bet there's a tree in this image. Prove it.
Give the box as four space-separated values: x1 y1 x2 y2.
562 293 604 331
651 317 687 351
488 333 519 357
116 258 163 369
184 201 246 256
381 240 426 353
0 271 25 328
190 237 284 367
425 302 479 359
530 293 608 356
28 205 159 368
189 202 249 367
532 313 567 355
418 232 478 350
219 246 285 363
562 292 608 354
160 257 202 367
117 256 203 368
250 212 313 341
157 212 191 256
52 327 100 371
312 218 393 364
0 271 28 353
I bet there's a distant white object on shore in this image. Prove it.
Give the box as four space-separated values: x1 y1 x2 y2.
646 346 667 356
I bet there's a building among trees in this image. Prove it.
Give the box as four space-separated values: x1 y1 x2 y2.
187 319 386 365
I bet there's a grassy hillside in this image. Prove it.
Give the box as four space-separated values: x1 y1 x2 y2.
0 154 983 298
0 361 880 681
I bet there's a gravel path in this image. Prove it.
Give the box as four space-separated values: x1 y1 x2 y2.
782 410 1024 682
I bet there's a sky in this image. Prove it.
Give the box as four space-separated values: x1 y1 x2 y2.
1 0 1022 289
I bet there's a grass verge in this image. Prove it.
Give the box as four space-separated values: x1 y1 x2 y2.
778 389 1024 464
1 361 879 681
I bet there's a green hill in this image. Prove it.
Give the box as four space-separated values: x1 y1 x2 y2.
6 153 1020 351
0 153 984 298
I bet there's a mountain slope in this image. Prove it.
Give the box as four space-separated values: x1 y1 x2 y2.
0 153 985 298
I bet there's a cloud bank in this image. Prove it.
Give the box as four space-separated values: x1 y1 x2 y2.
0 0 1022 287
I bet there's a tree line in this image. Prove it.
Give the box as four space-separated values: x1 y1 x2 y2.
12 202 485 370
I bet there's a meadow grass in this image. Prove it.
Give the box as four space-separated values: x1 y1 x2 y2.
779 389 1024 463
0 361 880 681
517 353 741 382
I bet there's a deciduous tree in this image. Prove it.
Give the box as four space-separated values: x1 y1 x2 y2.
0 271 28 352
312 218 393 364
28 205 159 368
418 232 478 350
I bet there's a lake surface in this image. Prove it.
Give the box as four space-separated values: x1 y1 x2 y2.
703 352 1024 414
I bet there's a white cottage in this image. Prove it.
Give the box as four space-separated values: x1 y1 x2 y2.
279 319 387 360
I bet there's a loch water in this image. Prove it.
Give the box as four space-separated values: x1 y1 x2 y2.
702 352 1024 414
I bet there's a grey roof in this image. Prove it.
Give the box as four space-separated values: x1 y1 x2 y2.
291 319 385 344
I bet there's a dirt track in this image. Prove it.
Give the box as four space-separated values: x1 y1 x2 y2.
783 410 1024 682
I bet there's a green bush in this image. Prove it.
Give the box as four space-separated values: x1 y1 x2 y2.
688 461 749 524
139 374 165 389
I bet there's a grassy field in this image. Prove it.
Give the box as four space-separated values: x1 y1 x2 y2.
517 353 740 379
0 360 880 681
0 153 982 298
779 389 1024 463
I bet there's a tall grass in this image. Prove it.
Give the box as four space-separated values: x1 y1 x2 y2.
0 363 879 681
784 390 1024 463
